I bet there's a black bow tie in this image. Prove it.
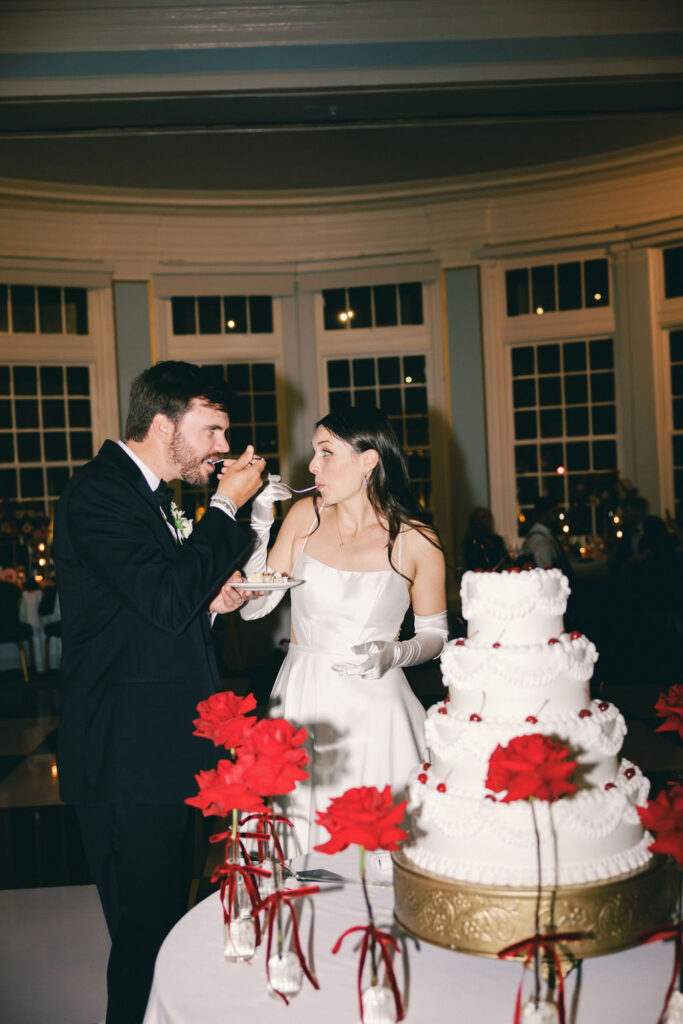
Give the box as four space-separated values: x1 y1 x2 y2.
154 480 174 519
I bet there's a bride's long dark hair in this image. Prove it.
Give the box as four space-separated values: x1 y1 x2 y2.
314 405 443 578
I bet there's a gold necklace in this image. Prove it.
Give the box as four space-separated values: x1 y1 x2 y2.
335 508 344 549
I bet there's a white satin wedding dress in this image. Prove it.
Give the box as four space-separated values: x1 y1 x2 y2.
268 525 427 854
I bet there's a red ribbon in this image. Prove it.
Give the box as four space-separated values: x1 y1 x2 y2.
211 858 270 946
637 922 683 1024
256 885 320 1004
332 924 404 1023
241 811 294 868
498 932 584 1024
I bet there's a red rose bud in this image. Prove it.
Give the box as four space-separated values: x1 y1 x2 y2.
485 734 578 803
637 782 683 866
313 785 408 854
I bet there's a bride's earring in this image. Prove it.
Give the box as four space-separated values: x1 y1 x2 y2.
363 474 369 489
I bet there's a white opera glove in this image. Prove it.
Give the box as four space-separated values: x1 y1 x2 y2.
239 476 293 621
332 610 448 680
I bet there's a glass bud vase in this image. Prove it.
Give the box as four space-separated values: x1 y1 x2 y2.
520 1001 559 1024
266 951 304 1000
359 985 397 1024
223 873 256 963
258 856 281 898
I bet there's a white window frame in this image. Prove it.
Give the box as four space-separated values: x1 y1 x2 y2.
481 252 618 546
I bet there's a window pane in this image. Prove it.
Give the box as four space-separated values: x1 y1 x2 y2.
557 262 582 310
198 297 221 334
379 388 402 414
565 406 589 435
563 341 586 372
537 344 560 374
257 394 277 420
398 282 423 324
64 288 88 334
515 445 537 473
226 363 250 392
66 366 90 395
512 347 534 377
517 476 538 504
15 400 38 428
13 366 37 396
171 297 196 334
589 338 614 370
538 377 561 406
540 443 563 473
354 389 377 409
506 268 529 317
673 433 683 465
513 378 536 408
323 289 346 331
44 433 67 461
20 467 43 498
674 398 683 430
224 296 247 333
405 386 428 414
593 439 617 469
566 440 590 470
42 399 65 428
408 451 430 477
69 431 92 461
670 330 683 363
11 285 36 332
531 265 556 313
327 360 351 388
584 260 609 307
664 246 683 299
352 359 375 387
46 465 70 496
540 409 563 437
373 285 398 327
514 410 537 440
590 372 615 403
329 389 352 411
592 404 616 435
348 287 372 329
38 287 62 333
248 296 273 333
0 400 12 428
68 399 91 428
0 285 7 332
541 474 564 503
403 355 426 384
40 366 63 395
228 393 251 422
255 424 278 451
0 366 9 394
17 433 41 461
251 363 275 392
0 433 14 461
229 425 250 451
564 374 587 404
378 357 400 385
0 469 17 498
672 364 683 398
405 416 429 445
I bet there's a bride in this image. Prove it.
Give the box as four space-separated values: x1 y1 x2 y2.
240 406 448 853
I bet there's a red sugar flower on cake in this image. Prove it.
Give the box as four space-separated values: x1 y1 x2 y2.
241 717 310 796
314 785 408 854
485 734 579 803
637 782 683 865
192 690 257 750
654 685 683 742
186 754 265 816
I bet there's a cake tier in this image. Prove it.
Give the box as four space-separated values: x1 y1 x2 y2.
425 698 625 789
461 567 569 643
405 759 652 886
441 632 597 716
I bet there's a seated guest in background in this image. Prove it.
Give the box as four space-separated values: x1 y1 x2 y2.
461 506 510 571
522 496 573 576
55 361 265 1024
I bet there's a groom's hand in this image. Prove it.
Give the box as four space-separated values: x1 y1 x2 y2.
216 445 265 509
209 571 249 614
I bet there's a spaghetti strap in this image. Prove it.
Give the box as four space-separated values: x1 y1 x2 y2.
397 527 403 575
300 516 319 554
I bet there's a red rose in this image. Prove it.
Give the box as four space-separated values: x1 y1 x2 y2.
192 690 257 750
654 685 683 742
485 734 578 803
637 782 683 865
241 717 310 796
314 785 408 854
186 755 265 817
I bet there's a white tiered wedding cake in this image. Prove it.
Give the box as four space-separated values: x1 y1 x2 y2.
403 568 653 887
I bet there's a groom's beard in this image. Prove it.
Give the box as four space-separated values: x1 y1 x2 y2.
170 428 211 486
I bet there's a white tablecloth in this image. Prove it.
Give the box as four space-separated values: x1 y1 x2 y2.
143 851 674 1024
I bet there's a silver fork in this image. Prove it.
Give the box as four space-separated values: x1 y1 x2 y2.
277 481 318 494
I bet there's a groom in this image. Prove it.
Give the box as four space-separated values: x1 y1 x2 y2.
55 361 265 1024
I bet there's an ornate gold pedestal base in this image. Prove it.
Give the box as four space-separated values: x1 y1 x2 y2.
392 851 678 965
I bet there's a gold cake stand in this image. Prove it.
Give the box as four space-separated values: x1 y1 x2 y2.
392 851 678 966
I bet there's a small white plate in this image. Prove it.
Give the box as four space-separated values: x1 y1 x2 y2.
231 578 304 591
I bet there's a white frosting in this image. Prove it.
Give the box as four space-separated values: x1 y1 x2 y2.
404 569 653 888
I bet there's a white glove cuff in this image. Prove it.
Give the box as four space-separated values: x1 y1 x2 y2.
239 565 288 620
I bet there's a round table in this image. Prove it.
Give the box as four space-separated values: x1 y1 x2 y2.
143 852 674 1024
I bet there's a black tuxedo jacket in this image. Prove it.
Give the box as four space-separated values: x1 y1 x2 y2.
55 440 251 805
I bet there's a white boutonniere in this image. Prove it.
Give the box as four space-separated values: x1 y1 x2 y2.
170 501 193 541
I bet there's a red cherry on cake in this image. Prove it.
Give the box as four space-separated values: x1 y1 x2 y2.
624 767 636 780
525 715 538 723
469 713 482 722
569 630 582 640
598 701 609 711
605 782 616 791
578 709 592 718
485 794 496 801
522 562 536 571
422 762 431 770
455 639 466 646
492 642 501 648
509 567 521 573
547 638 560 645
418 773 428 784
438 707 448 715
437 783 447 793
444 694 451 703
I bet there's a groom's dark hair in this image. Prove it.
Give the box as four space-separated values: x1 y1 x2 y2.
125 361 231 441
